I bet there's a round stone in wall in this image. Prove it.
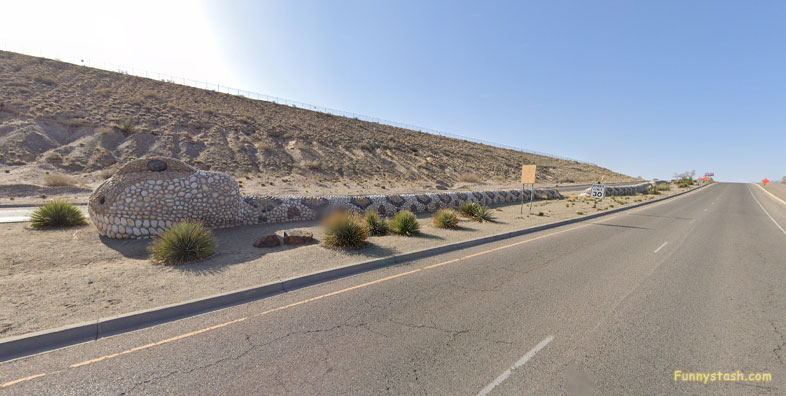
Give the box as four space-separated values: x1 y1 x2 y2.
147 159 168 172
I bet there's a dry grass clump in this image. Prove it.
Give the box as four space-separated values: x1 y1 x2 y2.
322 211 368 248
30 200 87 229
390 210 420 236
364 210 389 236
43 173 77 187
433 208 459 229
459 202 494 222
459 202 479 217
457 173 481 183
150 221 216 265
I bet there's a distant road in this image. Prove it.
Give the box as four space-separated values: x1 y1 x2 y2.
4 183 785 394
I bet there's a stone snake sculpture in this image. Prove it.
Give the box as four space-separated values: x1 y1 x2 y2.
89 156 568 239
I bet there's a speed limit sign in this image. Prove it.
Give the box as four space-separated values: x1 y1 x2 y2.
591 183 606 199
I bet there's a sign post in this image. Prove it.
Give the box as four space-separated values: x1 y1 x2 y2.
521 165 536 214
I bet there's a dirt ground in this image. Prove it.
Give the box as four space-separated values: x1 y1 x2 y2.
0 184 694 339
0 50 635 195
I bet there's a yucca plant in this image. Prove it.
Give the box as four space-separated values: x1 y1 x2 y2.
364 209 389 236
458 202 494 222
149 221 216 265
433 208 459 229
322 211 368 248
459 202 480 218
471 204 495 222
390 210 420 236
30 200 87 229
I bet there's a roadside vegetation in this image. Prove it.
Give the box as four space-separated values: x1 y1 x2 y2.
149 221 216 265
30 200 87 229
321 211 368 248
673 170 696 188
459 202 495 222
390 210 420 236
432 208 459 229
42 174 78 187
364 210 389 236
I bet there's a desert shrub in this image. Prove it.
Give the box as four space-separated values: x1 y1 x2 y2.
30 200 87 229
390 210 420 236
460 202 494 222
43 173 77 187
645 185 661 195
656 184 671 192
322 211 368 248
433 208 459 229
118 117 136 134
459 202 480 217
538 211 544 216
364 210 389 236
149 221 216 265
33 75 57 86
675 177 694 188
303 160 320 169
458 173 481 183
473 205 495 222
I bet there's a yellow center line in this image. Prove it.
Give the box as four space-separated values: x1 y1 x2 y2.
1 187 700 388
1 374 46 388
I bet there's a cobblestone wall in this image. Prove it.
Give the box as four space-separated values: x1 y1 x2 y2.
89 157 563 239
604 183 653 196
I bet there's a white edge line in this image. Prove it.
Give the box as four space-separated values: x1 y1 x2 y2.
755 183 786 207
653 241 668 253
476 336 554 396
747 185 786 237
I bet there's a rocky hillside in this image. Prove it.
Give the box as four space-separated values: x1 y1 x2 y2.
0 51 635 190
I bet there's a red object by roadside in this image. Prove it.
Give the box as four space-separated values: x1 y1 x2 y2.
762 178 770 185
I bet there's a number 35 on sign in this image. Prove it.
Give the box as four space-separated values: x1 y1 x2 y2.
591 183 606 199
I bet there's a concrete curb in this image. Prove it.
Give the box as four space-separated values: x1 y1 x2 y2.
0 184 708 362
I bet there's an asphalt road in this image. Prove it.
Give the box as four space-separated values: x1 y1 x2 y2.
2 182 785 395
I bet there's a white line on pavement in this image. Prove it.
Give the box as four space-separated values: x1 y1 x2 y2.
654 241 668 253
755 183 786 207
0 216 30 223
476 336 554 396
748 185 786 237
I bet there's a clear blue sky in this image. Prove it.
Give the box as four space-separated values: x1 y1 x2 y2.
2 1 785 182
